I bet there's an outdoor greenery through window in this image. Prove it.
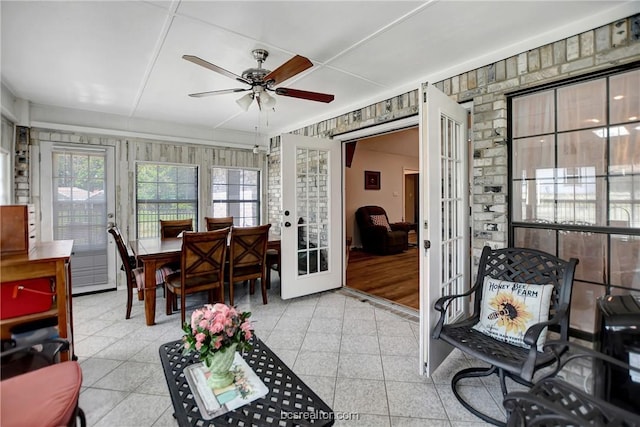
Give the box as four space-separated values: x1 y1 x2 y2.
136 163 198 238
508 66 639 335
211 167 260 226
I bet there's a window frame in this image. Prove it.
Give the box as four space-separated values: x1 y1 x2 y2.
135 161 199 238
507 62 640 338
211 166 261 227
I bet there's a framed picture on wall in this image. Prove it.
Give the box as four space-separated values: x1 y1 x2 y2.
364 170 380 190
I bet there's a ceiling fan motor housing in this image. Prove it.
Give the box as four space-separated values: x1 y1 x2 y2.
241 49 272 85
241 68 271 84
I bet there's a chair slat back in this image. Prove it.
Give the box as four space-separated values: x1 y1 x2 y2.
107 225 133 275
160 219 193 238
229 224 271 270
181 229 229 284
205 216 234 231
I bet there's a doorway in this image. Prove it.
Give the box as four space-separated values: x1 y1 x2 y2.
40 142 116 295
343 126 420 310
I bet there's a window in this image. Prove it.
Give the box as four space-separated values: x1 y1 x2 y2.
136 163 198 238
211 167 260 226
509 66 640 336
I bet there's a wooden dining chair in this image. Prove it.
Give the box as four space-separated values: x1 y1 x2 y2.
226 224 271 306
107 224 145 319
205 216 234 231
159 218 193 238
164 228 229 324
265 247 280 289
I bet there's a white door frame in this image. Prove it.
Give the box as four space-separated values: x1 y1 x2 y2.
336 116 420 285
40 142 116 294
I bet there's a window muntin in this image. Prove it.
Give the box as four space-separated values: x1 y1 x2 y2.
509 67 640 335
211 167 260 227
136 163 198 238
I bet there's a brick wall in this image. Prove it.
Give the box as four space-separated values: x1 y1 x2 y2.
269 14 640 265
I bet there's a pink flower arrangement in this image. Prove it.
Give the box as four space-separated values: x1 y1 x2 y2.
182 303 253 357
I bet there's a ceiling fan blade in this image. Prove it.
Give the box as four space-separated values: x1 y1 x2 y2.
183 55 250 85
275 87 335 103
188 88 249 98
264 55 313 86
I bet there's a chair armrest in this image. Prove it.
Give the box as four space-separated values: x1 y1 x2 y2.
1 338 70 359
432 284 479 339
434 285 476 313
389 223 407 232
522 308 567 347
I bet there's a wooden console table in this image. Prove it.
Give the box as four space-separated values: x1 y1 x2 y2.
0 240 75 361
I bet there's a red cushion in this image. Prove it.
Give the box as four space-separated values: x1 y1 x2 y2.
0 361 82 427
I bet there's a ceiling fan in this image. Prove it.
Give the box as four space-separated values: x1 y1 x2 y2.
183 49 334 111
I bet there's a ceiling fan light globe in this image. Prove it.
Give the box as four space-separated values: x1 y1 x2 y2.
236 93 254 111
262 91 276 108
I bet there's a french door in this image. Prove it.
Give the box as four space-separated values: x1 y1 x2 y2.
41 143 116 294
280 133 343 299
419 83 470 376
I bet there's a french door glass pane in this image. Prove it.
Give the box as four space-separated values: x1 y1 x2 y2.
557 79 606 132
296 148 329 276
440 115 465 307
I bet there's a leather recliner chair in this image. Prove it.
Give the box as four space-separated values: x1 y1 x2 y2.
355 206 408 255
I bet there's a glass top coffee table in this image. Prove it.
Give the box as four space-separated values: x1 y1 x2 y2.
159 336 334 426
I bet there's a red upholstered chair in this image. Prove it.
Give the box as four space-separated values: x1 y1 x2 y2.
1 361 85 427
0 339 85 427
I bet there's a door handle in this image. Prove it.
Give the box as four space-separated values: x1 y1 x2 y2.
423 240 431 250
284 222 292 227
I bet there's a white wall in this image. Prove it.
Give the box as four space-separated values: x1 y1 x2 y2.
345 128 418 247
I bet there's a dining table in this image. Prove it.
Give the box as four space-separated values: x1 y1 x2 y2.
130 232 281 326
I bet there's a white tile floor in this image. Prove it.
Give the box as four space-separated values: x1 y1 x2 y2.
74 278 508 426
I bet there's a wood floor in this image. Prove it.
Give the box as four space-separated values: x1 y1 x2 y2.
346 242 419 310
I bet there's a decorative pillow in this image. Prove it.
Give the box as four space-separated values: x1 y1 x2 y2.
370 214 392 231
472 277 554 351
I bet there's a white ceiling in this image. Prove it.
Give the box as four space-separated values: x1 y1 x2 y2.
1 1 637 144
